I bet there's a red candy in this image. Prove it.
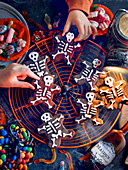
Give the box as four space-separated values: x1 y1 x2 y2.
22 159 26 164
25 153 31 159
97 13 106 23
88 5 111 31
0 150 6 154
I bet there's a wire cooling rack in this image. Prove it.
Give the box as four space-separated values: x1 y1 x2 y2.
8 37 122 148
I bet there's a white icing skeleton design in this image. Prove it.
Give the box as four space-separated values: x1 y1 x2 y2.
25 52 50 77
74 59 106 91
37 112 75 148
29 74 61 108
99 77 128 110
52 32 81 65
75 92 104 125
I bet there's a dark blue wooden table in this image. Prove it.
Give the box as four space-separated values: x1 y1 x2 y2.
0 0 128 170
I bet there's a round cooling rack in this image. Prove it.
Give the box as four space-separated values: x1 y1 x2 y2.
8 38 123 148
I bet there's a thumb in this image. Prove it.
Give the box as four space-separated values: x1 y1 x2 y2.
62 21 71 36
91 24 97 39
16 81 35 89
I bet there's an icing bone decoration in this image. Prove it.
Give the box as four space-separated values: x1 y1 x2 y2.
75 92 104 125
25 52 50 77
74 59 106 91
29 74 61 108
37 112 75 148
52 32 81 65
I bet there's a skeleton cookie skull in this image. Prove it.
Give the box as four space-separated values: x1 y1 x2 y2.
37 112 75 148
75 92 104 125
52 32 81 65
74 59 106 91
25 52 50 77
100 77 128 109
29 74 61 108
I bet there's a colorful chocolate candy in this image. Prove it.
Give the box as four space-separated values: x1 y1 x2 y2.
0 122 35 169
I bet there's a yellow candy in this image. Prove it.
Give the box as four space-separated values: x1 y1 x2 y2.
30 152 34 158
15 126 19 130
0 159 3 165
0 136 4 139
0 146 2 150
0 126 4 130
21 128 26 132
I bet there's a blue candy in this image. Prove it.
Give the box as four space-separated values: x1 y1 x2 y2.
0 138 5 145
12 155 17 160
22 146 28 151
5 137 9 144
3 158 7 162
9 163 12 169
0 129 7 136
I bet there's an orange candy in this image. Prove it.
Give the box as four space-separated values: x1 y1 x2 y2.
21 152 25 159
18 164 23 170
23 164 28 170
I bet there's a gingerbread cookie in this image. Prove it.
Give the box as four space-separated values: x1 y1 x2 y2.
25 51 50 77
99 76 128 110
75 92 104 125
37 112 75 148
74 59 106 91
51 32 81 65
29 74 61 108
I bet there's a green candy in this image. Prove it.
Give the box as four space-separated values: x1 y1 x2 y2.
11 124 16 129
22 131 27 138
90 4 97 11
1 154 6 160
20 143 24 147
27 147 32 152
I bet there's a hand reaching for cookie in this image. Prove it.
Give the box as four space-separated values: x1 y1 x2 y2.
62 10 97 41
0 63 40 89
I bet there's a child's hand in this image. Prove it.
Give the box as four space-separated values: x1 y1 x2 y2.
62 10 97 41
0 63 40 89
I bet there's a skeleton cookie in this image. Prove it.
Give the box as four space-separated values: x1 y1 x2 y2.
29 74 61 108
52 32 81 65
74 59 106 91
99 77 128 110
75 92 104 125
25 51 50 77
37 112 75 148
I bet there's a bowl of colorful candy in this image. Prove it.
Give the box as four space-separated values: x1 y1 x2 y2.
0 18 30 61
0 120 35 169
88 4 113 35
